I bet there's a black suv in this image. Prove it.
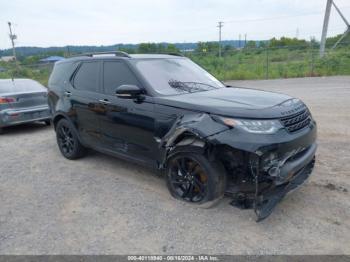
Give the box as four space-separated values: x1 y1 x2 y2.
48 51 317 221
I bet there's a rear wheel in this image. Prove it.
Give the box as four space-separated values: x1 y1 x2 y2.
166 152 226 207
56 119 87 160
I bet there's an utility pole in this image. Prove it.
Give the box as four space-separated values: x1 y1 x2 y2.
320 0 332 57
239 34 241 48
331 1 350 49
244 34 247 47
320 0 350 57
7 22 17 62
217 21 224 57
66 46 71 57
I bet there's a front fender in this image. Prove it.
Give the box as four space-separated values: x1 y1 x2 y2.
159 113 229 165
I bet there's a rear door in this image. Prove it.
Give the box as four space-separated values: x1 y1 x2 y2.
69 61 104 147
98 60 157 164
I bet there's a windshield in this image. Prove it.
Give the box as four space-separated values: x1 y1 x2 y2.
133 58 225 95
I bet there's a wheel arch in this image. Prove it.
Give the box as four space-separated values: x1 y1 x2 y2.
53 114 65 129
159 113 229 167
53 112 75 130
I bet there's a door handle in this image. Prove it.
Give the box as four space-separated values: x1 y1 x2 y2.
99 99 111 105
64 91 71 97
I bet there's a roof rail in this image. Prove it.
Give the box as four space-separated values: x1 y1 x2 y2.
71 51 131 58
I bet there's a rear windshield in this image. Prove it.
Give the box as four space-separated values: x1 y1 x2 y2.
0 79 46 94
132 58 225 95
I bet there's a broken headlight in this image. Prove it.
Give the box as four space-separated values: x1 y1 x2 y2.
217 117 283 134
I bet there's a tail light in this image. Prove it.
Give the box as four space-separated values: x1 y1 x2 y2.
0 97 16 104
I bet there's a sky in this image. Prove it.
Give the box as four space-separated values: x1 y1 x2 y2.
0 0 349 49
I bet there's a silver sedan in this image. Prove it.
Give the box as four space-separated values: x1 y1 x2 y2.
0 78 51 134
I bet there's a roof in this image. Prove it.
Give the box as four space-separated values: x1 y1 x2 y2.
39 56 65 62
57 53 185 65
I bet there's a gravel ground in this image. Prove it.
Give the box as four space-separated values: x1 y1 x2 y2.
0 76 349 255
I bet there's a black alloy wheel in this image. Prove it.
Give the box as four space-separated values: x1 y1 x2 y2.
55 119 87 160
168 155 209 203
57 124 75 155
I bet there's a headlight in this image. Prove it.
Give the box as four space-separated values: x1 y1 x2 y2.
216 116 283 134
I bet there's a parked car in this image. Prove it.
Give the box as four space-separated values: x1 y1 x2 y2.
48 52 317 221
0 79 51 134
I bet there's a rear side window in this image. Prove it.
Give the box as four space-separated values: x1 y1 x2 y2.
73 62 99 92
103 61 140 95
49 62 75 87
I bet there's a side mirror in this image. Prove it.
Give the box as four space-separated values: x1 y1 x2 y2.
115 85 143 99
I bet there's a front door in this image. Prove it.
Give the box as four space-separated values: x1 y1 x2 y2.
98 60 157 164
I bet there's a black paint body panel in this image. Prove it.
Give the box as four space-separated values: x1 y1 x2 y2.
48 54 317 221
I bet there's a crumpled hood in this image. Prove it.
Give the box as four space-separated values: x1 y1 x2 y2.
155 87 301 119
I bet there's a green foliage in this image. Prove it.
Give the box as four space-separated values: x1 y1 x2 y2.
0 38 349 85
189 43 350 81
325 33 350 48
269 37 308 48
0 61 52 86
136 43 180 54
195 42 220 55
245 41 257 49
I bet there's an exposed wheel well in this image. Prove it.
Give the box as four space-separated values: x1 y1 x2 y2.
171 136 250 185
53 115 66 129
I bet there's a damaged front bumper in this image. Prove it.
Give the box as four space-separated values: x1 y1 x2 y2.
254 144 316 221
208 119 317 222
159 112 317 222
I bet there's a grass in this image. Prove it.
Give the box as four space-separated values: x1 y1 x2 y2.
188 45 350 81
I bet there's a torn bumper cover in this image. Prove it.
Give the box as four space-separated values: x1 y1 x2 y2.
254 144 316 221
208 117 317 222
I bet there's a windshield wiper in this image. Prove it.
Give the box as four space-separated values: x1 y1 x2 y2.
168 80 220 93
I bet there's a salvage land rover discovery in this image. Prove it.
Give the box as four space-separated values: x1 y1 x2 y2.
48 51 317 221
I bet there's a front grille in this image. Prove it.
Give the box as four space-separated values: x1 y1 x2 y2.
280 109 311 133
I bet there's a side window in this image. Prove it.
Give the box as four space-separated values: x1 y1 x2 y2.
103 61 140 95
73 62 99 92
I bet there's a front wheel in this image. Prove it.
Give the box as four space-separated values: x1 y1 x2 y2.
56 119 87 160
166 152 226 207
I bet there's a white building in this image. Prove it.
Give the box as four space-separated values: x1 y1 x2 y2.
0 56 15 62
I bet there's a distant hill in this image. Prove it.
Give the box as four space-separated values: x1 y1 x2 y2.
0 40 261 57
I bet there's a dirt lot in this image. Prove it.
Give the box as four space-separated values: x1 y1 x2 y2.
0 76 349 255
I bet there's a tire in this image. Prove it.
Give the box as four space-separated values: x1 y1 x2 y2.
44 120 51 126
55 118 87 160
166 150 227 208
0 127 4 135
